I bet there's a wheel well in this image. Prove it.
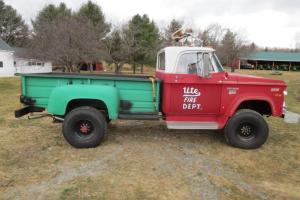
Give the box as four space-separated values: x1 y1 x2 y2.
236 100 272 116
66 99 108 116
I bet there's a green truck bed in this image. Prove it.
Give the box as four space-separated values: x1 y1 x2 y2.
20 73 160 119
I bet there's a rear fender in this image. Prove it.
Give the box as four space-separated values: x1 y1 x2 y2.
47 85 119 119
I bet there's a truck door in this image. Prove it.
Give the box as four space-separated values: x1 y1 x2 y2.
169 52 223 117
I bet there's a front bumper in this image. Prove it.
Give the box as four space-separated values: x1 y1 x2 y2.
282 101 287 118
282 90 288 118
284 111 300 124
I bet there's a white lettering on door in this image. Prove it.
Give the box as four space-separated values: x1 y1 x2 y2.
183 87 201 97
182 87 202 110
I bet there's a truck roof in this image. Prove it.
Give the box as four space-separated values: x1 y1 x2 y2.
157 46 215 73
159 46 215 53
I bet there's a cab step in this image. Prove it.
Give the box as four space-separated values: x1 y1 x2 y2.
166 121 219 129
118 112 160 120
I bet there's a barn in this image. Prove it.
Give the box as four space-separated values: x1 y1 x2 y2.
0 39 52 77
239 51 300 71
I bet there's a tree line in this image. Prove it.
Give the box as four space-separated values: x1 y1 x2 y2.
0 0 282 73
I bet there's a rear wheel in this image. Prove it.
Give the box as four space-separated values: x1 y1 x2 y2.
62 106 107 148
224 109 269 149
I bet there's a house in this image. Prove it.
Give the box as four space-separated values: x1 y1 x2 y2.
0 39 52 77
0 39 15 77
13 47 52 74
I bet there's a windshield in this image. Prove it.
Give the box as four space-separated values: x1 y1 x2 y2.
212 53 224 72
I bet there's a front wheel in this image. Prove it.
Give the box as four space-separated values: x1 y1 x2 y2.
62 106 107 148
224 109 269 149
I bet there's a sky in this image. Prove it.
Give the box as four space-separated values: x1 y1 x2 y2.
4 0 300 48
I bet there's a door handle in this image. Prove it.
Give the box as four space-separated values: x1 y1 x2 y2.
174 76 183 82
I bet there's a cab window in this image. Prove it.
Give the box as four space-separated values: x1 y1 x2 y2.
176 53 198 74
176 52 214 74
158 52 165 70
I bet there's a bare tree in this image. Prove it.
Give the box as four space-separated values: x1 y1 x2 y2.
29 17 103 72
28 2 111 72
217 29 249 66
294 32 300 51
198 23 224 48
196 24 253 66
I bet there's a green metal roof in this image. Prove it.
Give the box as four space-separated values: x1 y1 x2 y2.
241 51 300 62
0 38 13 51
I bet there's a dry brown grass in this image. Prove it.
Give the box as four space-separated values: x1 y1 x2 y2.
0 70 300 200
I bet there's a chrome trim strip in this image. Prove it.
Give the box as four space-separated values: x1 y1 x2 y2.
166 121 219 129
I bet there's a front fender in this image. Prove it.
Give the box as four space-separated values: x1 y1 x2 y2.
225 95 276 117
47 85 119 119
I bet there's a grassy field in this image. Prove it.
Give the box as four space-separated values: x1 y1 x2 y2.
0 70 299 200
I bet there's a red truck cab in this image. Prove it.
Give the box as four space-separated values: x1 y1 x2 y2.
156 46 287 148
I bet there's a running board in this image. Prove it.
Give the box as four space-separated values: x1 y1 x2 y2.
166 121 219 129
118 113 159 120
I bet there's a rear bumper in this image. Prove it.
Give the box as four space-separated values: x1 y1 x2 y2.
20 95 36 105
15 106 44 118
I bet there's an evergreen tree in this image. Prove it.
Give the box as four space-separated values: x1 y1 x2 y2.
32 3 71 30
163 19 183 46
77 1 110 37
124 14 160 73
0 0 29 47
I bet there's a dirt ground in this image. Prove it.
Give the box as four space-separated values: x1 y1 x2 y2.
0 70 300 200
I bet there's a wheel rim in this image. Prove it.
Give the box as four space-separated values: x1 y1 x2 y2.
74 120 94 137
236 122 256 141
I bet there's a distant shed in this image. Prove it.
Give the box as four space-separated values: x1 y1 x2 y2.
0 39 52 77
239 51 300 71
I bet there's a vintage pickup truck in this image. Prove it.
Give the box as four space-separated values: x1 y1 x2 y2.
15 46 287 149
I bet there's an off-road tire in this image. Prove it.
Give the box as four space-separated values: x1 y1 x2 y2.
224 109 269 149
62 106 107 148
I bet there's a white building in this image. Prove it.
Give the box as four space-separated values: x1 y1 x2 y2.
0 39 15 77
0 39 52 77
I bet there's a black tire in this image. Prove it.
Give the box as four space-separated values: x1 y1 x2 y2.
224 109 269 149
62 106 107 148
